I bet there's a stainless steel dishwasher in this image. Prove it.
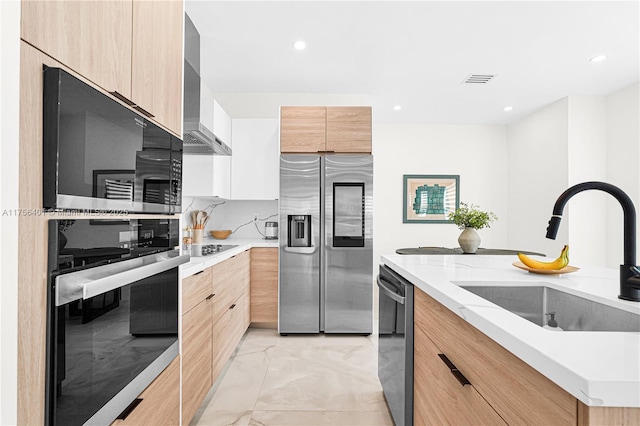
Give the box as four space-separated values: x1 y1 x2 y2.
377 264 414 426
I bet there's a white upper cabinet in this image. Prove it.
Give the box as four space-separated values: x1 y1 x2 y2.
231 119 280 200
213 99 232 147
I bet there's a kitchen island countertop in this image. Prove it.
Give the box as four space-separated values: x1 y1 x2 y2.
181 237 278 277
381 253 640 408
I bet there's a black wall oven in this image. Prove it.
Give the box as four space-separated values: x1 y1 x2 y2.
46 218 188 426
42 66 183 214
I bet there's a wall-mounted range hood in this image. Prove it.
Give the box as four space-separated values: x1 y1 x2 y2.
183 13 232 156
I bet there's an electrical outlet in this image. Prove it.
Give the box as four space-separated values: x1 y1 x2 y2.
253 213 259 222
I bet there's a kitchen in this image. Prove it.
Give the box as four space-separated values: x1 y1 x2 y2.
1 1 639 425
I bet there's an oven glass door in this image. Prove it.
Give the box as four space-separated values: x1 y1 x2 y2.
49 267 178 426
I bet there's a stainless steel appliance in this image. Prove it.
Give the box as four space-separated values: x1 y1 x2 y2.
265 221 278 239
378 264 414 426
42 67 183 214
279 154 373 334
182 13 232 156
194 244 238 256
46 219 189 426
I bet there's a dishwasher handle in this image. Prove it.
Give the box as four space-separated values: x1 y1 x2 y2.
377 275 405 305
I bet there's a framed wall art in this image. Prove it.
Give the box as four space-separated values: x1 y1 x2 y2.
403 174 459 223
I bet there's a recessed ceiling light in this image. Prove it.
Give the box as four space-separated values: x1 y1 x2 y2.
504 106 513 112
393 105 402 111
293 40 306 50
589 55 607 63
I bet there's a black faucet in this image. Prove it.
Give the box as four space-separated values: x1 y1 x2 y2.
546 181 640 302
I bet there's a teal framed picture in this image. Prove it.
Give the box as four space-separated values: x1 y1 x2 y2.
403 175 460 223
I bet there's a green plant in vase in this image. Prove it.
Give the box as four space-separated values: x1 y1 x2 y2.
448 203 497 253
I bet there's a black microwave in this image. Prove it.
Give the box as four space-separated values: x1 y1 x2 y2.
43 67 182 214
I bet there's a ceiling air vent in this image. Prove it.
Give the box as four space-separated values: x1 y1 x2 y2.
462 74 496 84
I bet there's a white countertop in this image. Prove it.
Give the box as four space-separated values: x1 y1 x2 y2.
381 254 640 408
181 237 278 277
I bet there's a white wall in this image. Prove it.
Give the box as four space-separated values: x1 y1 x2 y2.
606 83 640 267
567 96 608 266
506 98 569 258
373 124 508 268
0 1 20 423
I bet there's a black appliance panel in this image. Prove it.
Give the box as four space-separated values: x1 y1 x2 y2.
43 66 182 214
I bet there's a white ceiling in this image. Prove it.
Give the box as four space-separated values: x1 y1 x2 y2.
186 1 639 125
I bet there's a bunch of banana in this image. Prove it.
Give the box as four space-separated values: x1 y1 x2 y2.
517 245 569 270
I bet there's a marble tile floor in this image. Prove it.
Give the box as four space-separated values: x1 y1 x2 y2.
193 328 394 426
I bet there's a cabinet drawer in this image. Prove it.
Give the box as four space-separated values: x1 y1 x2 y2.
414 288 577 425
111 356 180 426
414 324 506 425
211 250 250 324
181 299 213 425
182 268 213 314
211 293 249 383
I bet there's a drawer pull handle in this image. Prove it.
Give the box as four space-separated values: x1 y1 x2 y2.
229 303 236 309
194 270 204 276
134 105 155 118
116 398 143 420
206 293 215 300
438 353 471 386
110 91 136 106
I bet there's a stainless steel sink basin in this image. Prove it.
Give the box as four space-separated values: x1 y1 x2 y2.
455 283 640 332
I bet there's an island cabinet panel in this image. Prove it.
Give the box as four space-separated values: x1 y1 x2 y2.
325 107 372 153
21 0 133 99
181 299 213 426
577 403 640 426
131 0 183 135
111 356 180 426
414 325 506 425
414 287 577 426
280 106 327 153
250 248 279 324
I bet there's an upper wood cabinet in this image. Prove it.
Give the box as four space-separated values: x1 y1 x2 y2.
131 0 183 135
21 1 133 98
280 106 371 153
21 0 183 136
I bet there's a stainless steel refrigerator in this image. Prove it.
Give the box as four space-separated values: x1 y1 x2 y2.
279 154 373 334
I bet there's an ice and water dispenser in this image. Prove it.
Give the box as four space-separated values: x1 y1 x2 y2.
288 215 311 247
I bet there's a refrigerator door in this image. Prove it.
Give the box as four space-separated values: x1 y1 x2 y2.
279 155 321 333
323 155 373 333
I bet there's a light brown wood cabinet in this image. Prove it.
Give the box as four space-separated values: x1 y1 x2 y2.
111 356 180 426
181 257 216 425
280 106 372 153
414 287 576 425
250 248 279 324
21 0 183 136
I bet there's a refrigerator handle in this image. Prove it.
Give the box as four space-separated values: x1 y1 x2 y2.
283 246 317 254
377 275 405 305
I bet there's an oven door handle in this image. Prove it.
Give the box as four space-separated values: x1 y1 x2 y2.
377 275 405 305
55 250 189 306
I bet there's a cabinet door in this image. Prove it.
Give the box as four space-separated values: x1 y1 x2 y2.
414 288 577 425
250 248 278 324
326 107 372 153
231 119 280 200
111 356 180 426
414 325 506 425
182 299 213 425
182 268 213 315
280 107 326 153
131 0 183 135
212 156 232 199
213 99 232 146
21 1 132 98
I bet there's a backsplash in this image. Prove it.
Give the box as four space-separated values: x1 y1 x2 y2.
182 197 278 240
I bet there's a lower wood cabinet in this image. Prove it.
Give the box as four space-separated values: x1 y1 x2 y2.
111 356 180 426
212 292 250 382
414 287 577 425
250 248 278 324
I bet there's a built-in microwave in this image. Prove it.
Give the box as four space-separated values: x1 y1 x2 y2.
42 66 183 214
46 218 189 426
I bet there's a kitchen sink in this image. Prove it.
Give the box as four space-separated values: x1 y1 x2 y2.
454 283 640 332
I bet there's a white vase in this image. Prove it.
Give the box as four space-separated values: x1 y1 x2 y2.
458 227 481 254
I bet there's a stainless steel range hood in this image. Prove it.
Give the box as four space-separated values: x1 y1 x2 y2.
183 13 231 156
